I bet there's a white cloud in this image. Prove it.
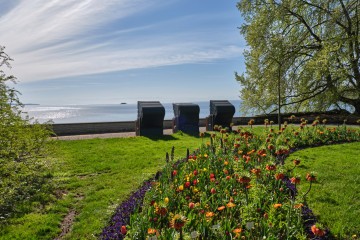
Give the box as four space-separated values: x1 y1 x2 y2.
0 0 243 82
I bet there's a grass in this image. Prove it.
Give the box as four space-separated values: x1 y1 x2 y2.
285 142 360 239
1 125 359 239
0 132 208 240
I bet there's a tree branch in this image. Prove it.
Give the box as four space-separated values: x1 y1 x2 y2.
281 86 329 107
339 0 352 27
300 0 349 30
286 9 322 43
284 84 328 99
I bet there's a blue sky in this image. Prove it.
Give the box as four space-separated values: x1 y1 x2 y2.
1 0 246 105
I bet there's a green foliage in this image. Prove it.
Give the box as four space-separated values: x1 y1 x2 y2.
0 46 53 221
1 125 359 239
0 133 208 239
236 0 360 115
127 130 307 239
126 125 360 239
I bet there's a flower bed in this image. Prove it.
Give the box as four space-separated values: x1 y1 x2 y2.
101 123 360 240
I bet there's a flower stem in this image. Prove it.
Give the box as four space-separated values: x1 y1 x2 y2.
179 228 183 240
303 181 312 198
244 186 249 205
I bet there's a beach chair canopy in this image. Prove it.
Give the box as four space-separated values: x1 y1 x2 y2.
209 100 235 129
210 100 236 116
136 101 165 136
173 103 200 119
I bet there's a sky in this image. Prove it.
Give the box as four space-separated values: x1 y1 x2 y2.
1 0 246 105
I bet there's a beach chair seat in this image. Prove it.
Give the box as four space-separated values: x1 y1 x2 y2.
172 103 200 135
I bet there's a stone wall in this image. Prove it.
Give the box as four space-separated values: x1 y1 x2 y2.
51 115 359 136
52 118 208 136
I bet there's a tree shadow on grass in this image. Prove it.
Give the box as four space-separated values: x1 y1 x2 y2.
314 196 339 206
143 131 206 141
298 165 311 170
144 135 179 141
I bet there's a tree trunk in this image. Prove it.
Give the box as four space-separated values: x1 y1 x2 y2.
278 63 282 130
354 102 360 115
338 95 360 115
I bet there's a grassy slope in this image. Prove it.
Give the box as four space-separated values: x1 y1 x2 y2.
285 142 360 239
0 132 208 240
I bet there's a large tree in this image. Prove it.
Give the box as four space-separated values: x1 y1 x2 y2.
236 0 360 115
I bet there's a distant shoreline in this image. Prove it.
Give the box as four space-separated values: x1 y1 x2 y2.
21 100 243 124
12 103 40 106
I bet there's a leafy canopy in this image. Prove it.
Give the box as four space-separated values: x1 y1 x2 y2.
0 46 53 220
236 0 360 115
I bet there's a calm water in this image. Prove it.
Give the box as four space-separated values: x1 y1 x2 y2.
22 100 242 124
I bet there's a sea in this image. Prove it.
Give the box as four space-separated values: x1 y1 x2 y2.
22 100 242 124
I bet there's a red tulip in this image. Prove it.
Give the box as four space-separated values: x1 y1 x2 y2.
311 225 325 237
121 226 127 235
275 173 285 180
293 159 300 166
306 173 316 182
290 177 301 184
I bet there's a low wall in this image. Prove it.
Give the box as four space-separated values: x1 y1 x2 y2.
52 121 136 136
52 119 208 136
51 115 359 136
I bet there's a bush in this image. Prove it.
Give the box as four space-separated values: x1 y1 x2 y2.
0 46 53 220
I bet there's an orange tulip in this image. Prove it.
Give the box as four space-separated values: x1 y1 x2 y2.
205 211 215 218
294 203 303 209
226 202 236 208
217 206 225 211
273 203 282 209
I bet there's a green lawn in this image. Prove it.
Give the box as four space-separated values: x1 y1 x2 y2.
285 142 360 239
1 127 359 239
0 132 208 240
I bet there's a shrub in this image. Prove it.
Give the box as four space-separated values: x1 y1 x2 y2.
0 46 53 220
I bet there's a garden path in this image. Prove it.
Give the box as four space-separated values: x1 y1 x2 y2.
54 127 208 140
